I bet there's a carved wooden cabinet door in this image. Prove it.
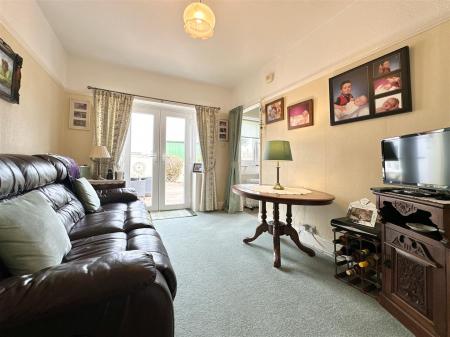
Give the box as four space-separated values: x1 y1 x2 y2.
383 223 447 336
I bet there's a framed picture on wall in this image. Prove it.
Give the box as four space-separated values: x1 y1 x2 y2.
287 99 314 129
218 119 228 142
329 46 411 126
0 38 23 104
69 98 91 130
265 97 284 124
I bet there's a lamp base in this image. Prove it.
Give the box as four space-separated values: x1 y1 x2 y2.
273 182 284 190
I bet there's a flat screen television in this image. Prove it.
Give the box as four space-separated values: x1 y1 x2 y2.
382 127 450 191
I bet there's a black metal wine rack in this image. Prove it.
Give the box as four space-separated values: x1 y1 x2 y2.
331 217 382 298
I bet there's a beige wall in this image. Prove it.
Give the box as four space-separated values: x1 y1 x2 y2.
0 23 65 155
259 21 450 241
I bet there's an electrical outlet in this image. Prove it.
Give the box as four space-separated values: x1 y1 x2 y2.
300 224 317 234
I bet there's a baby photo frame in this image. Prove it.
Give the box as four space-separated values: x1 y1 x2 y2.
329 46 412 126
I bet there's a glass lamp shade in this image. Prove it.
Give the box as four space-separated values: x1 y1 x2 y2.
263 141 293 161
183 2 215 40
89 145 111 159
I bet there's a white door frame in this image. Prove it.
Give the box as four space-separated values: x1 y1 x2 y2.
158 107 194 211
126 99 195 211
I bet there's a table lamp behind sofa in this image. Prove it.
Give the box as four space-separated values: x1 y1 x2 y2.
90 145 111 179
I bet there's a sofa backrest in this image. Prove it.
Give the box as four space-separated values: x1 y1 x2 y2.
0 154 86 278
0 154 86 231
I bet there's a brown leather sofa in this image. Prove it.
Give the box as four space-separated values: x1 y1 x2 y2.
0 154 176 337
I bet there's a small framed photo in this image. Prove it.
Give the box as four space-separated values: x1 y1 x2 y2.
375 93 402 114
329 66 370 125
373 52 401 77
373 73 402 96
346 199 378 227
218 119 228 142
287 99 313 129
265 97 284 124
69 98 90 130
0 38 23 104
193 163 203 173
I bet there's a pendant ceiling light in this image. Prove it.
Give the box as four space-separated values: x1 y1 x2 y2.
183 1 215 40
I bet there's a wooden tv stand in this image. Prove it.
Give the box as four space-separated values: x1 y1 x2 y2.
373 191 450 337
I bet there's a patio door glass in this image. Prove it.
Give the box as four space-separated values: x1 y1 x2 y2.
127 100 194 211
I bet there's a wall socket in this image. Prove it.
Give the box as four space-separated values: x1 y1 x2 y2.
299 224 317 234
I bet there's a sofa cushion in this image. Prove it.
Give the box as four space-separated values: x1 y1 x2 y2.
69 211 126 240
0 190 71 275
65 232 127 262
39 183 85 233
73 178 101 213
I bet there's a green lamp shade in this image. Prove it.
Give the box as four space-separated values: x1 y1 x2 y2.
263 141 293 161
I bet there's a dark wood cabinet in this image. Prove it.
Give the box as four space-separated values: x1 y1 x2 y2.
374 192 450 337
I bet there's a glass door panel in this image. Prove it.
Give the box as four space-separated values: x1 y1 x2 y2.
127 100 193 211
164 116 186 206
129 112 158 210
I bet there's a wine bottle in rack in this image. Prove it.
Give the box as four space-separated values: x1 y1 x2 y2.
332 235 351 245
345 264 361 276
358 256 376 268
335 240 359 256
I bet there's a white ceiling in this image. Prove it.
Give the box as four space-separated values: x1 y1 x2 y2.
38 0 450 88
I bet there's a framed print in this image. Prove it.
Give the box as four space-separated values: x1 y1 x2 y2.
329 66 370 125
0 38 23 104
193 162 203 173
346 198 378 227
265 97 284 124
329 46 411 126
287 99 313 129
218 119 228 142
373 52 401 77
373 72 401 95
69 98 91 130
375 92 402 114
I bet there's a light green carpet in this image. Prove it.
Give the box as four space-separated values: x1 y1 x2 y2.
154 212 412 337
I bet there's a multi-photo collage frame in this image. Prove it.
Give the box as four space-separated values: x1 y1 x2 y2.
329 46 412 126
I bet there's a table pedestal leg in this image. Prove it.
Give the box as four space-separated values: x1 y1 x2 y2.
285 204 315 257
243 201 268 243
273 202 281 268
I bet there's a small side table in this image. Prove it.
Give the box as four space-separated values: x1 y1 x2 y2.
88 179 126 191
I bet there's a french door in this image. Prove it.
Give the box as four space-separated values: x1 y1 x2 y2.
126 100 194 211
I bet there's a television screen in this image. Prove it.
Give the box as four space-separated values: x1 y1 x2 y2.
382 128 450 189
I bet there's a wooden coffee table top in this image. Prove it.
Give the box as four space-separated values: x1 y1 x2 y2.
232 184 335 206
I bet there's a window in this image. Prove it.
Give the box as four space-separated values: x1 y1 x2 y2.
240 119 260 166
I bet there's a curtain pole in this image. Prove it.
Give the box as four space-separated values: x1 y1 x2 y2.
87 86 221 111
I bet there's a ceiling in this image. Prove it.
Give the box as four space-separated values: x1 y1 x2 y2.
38 0 450 88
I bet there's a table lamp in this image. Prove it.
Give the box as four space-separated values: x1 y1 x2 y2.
263 140 292 190
90 145 111 179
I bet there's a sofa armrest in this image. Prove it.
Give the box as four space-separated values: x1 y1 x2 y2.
97 187 139 205
0 251 156 328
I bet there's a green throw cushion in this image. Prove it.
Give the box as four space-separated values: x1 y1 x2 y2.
0 190 72 275
73 177 101 213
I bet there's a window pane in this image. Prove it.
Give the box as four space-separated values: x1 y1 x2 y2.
129 112 154 207
165 117 185 205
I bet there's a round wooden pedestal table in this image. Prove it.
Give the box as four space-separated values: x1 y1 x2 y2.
232 184 335 268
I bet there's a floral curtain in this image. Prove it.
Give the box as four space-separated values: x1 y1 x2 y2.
94 89 133 177
196 105 219 211
223 106 243 213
